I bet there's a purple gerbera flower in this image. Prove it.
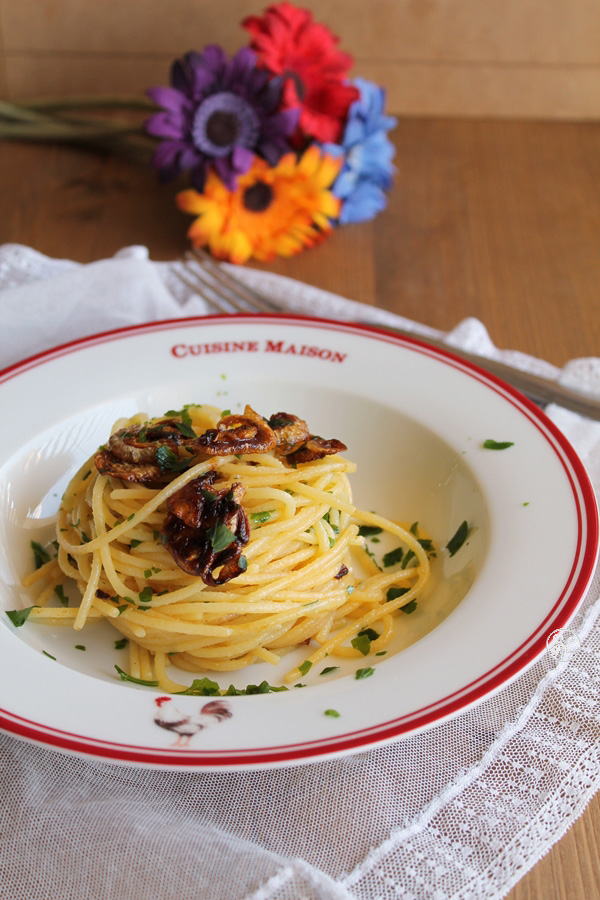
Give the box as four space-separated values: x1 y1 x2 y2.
145 45 299 190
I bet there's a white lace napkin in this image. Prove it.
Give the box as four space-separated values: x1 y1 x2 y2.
1 244 599 900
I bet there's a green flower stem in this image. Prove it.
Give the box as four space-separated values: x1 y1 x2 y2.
0 121 143 140
19 95 156 112
0 97 155 158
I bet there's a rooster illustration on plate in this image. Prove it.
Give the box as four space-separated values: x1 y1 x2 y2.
153 696 232 746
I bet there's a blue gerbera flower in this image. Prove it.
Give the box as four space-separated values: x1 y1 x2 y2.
321 77 397 225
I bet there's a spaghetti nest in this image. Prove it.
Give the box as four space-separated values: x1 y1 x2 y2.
25 404 431 691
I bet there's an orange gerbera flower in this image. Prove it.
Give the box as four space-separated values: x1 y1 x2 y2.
176 145 342 264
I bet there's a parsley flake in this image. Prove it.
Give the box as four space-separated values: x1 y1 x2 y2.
251 510 273 524
386 586 409 603
355 667 375 680
446 520 469 557
483 439 514 450
53 585 68 607
176 677 221 696
31 540 51 569
206 520 236 553
298 660 313 676
358 525 383 537
383 546 404 567
114 665 159 687
401 599 418 614
156 445 189 474
5 606 37 627
325 709 341 718
351 634 372 656
138 587 153 605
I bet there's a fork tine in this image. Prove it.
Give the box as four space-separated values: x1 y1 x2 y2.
181 255 252 313
172 263 236 314
188 248 283 313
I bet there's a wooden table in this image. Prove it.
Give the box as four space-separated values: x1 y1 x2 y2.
1 119 599 900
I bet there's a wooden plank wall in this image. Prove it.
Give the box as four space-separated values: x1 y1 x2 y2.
1 0 599 119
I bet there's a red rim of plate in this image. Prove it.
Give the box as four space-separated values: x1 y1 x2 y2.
0 314 598 768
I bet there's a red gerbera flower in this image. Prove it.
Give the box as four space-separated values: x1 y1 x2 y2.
243 2 359 144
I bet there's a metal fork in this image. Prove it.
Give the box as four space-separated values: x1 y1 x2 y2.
174 248 283 314
171 248 600 421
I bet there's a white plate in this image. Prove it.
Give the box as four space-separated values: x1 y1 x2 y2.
0 315 597 769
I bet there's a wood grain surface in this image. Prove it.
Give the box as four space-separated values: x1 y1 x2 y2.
0 119 599 900
3 0 600 118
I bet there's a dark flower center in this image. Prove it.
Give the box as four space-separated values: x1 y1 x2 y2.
206 110 240 148
191 92 260 158
243 181 274 213
283 70 306 102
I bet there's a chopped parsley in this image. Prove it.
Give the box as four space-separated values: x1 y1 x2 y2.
129 539 142 548
43 650 56 660
225 681 289 695
358 525 383 537
383 546 404 567
5 606 37 627
75 645 86 651
351 628 380 656
355 666 375 680
386 586 409 603
174 421 196 438
114 665 159 687
400 599 418 614
31 540 51 569
446 520 469 557
483 439 514 450
402 549 416 567
206 520 236 553
156 445 189 474
269 414 295 427
138 586 153 605
364 545 382 571
164 406 193 426
351 634 372 656
176 677 221 696
114 638 129 650
359 627 380 642
53 585 68 607
298 660 313 676
324 709 341 718
320 666 340 675
250 510 273 524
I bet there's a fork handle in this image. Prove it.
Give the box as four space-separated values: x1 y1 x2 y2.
359 322 600 421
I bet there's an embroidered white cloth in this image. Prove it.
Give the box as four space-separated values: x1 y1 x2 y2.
1 244 599 900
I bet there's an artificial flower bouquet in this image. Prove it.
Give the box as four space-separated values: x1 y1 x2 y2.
0 2 396 265
145 2 397 264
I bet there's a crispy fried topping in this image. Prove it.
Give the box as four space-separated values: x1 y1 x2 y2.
95 418 200 482
268 412 310 457
107 419 198 463
286 436 347 465
197 405 276 456
94 448 164 483
162 471 250 585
